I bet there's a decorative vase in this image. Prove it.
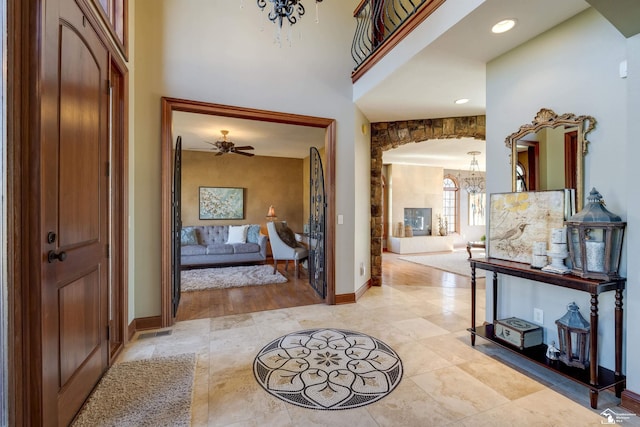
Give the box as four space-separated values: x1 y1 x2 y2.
439 227 447 236
404 225 413 237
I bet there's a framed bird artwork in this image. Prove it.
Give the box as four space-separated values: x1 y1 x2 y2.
488 190 570 263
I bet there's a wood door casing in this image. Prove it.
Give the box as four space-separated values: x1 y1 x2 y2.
42 0 111 425
160 98 337 325
108 56 129 361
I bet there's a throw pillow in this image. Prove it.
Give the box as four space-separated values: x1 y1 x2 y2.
227 225 249 244
276 222 298 248
247 224 261 244
180 227 198 246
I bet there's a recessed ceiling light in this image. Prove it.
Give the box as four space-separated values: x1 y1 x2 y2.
454 98 470 105
492 19 517 34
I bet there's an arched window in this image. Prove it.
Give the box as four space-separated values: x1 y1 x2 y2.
516 163 527 192
443 176 459 234
469 192 486 226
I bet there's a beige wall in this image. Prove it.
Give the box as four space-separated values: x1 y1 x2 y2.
387 164 443 235
354 111 372 284
131 1 359 317
487 8 629 371
181 150 304 233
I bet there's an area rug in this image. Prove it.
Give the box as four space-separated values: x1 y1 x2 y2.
181 265 287 291
399 249 486 277
253 328 403 410
72 353 196 427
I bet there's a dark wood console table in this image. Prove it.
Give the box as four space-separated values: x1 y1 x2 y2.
468 257 625 409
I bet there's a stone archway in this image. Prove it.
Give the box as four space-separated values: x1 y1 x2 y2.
370 116 486 286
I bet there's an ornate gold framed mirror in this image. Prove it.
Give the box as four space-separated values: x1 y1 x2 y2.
505 108 596 210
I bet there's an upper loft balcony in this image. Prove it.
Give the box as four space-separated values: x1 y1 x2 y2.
351 0 448 83
352 0 599 123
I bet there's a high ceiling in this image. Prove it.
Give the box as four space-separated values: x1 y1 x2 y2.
174 0 632 169
382 138 487 171
354 0 590 122
173 111 325 159
362 0 590 169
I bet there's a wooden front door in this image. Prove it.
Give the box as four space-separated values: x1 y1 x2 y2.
42 0 111 424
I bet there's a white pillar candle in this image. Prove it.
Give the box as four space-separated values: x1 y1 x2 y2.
531 254 548 268
585 240 605 272
551 228 567 244
533 241 547 255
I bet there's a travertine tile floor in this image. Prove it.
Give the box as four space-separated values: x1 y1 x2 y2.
120 284 639 426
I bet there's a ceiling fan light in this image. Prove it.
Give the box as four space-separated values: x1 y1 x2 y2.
205 130 255 156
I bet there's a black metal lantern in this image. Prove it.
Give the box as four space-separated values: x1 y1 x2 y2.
555 302 590 369
565 188 626 280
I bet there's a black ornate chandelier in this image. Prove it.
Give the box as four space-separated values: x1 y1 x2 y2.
257 0 323 28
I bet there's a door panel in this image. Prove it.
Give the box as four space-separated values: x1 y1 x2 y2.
309 147 326 299
172 137 182 317
42 0 110 425
59 24 102 247
59 268 101 386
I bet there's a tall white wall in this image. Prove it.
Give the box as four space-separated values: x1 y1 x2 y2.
388 164 444 235
487 9 629 372
131 0 361 317
624 32 640 395
384 165 485 245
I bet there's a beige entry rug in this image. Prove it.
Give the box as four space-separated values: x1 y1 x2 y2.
72 353 196 427
181 264 288 291
254 328 403 410
399 249 486 278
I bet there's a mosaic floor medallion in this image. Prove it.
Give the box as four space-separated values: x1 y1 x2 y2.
253 328 403 410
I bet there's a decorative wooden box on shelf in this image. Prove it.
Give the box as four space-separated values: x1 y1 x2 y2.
468 257 626 409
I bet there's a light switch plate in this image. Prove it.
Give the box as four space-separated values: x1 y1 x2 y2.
533 308 544 324
620 60 628 78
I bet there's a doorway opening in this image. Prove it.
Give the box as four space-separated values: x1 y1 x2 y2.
160 97 337 327
369 116 486 286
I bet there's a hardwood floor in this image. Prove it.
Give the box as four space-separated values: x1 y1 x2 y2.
175 261 324 321
382 250 485 289
176 250 485 322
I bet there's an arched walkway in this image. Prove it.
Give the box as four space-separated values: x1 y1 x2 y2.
370 116 486 286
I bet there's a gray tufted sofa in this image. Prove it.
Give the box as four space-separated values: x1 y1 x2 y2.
180 224 267 267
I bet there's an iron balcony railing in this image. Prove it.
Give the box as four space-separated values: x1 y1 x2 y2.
352 0 445 80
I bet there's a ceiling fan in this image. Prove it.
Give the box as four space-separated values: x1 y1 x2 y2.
205 130 255 157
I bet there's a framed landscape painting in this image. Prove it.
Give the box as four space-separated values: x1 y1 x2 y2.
488 190 567 263
199 187 244 220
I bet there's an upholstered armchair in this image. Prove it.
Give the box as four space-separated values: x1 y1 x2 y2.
267 221 308 278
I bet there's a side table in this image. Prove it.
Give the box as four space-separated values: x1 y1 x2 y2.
466 241 486 259
468 257 626 409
